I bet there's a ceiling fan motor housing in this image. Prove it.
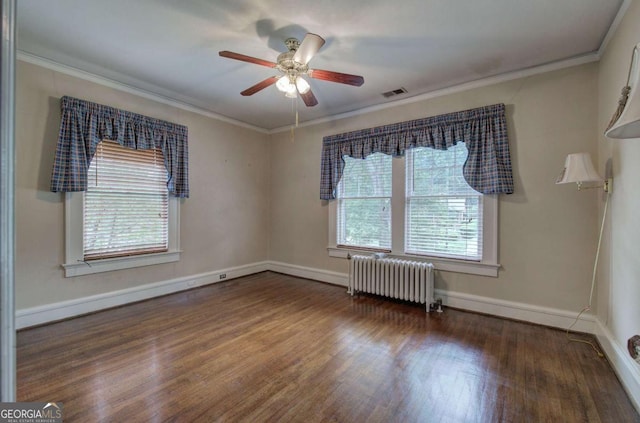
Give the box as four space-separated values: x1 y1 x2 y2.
276 49 309 81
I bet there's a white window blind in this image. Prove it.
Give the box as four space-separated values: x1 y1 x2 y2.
84 140 169 260
336 152 392 249
405 144 483 260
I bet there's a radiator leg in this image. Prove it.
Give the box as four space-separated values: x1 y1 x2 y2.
347 253 353 296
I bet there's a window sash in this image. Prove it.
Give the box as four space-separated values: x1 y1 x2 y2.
405 195 483 260
336 153 392 249
405 146 483 260
83 141 168 260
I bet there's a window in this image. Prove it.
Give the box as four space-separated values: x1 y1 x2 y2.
328 145 498 277
405 145 482 260
63 141 180 277
84 141 169 260
336 153 392 250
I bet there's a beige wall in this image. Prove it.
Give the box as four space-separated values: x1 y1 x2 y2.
597 0 640 354
15 45 606 318
16 61 270 309
270 63 601 312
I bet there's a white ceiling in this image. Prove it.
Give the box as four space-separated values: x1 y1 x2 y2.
17 0 624 131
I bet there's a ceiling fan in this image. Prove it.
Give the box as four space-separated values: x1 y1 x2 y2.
219 33 364 107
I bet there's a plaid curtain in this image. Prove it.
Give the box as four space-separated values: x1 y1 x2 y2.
50 96 189 198
320 103 513 200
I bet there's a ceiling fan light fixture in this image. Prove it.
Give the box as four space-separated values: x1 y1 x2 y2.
276 75 298 98
295 76 311 94
276 75 292 92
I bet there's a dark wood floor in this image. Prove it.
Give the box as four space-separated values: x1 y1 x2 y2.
17 272 639 422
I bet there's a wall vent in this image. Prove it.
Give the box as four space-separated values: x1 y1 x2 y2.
382 87 408 98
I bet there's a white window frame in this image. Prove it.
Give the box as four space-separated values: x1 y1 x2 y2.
63 192 181 277
328 155 500 277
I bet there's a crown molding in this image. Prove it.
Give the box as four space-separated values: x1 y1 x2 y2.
18 48 600 136
269 52 600 134
17 51 269 134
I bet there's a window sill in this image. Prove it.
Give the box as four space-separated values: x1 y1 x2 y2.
327 247 500 277
62 250 181 277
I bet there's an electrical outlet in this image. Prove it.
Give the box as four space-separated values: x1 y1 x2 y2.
219 273 227 280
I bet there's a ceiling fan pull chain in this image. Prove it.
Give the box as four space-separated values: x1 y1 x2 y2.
290 99 299 142
290 97 295 142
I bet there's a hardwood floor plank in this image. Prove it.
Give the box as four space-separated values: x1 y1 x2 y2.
17 272 640 422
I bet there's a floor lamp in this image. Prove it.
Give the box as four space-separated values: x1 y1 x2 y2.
556 152 612 356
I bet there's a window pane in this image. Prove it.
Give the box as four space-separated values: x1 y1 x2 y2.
406 145 483 260
337 153 392 249
410 145 477 196
339 153 391 198
406 196 481 258
338 198 391 249
84 141 168 259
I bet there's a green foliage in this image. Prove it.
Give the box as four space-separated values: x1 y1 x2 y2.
340 198 391 248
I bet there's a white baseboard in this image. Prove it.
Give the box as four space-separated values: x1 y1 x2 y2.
16 261 269 329
268 261 349 287
15 260 594 333
434 289 596 333
595 320 640 412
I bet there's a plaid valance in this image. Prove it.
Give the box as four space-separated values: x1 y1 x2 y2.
320 103 513 200
50 96 189 197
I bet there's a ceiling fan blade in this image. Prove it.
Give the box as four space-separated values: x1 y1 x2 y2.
293 33 325 65
300 89 318 107
241 76 279 96
308 68 364 86
219 51 277 68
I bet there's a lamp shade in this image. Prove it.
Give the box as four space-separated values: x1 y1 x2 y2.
556 152 603 184
605 43 640 139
